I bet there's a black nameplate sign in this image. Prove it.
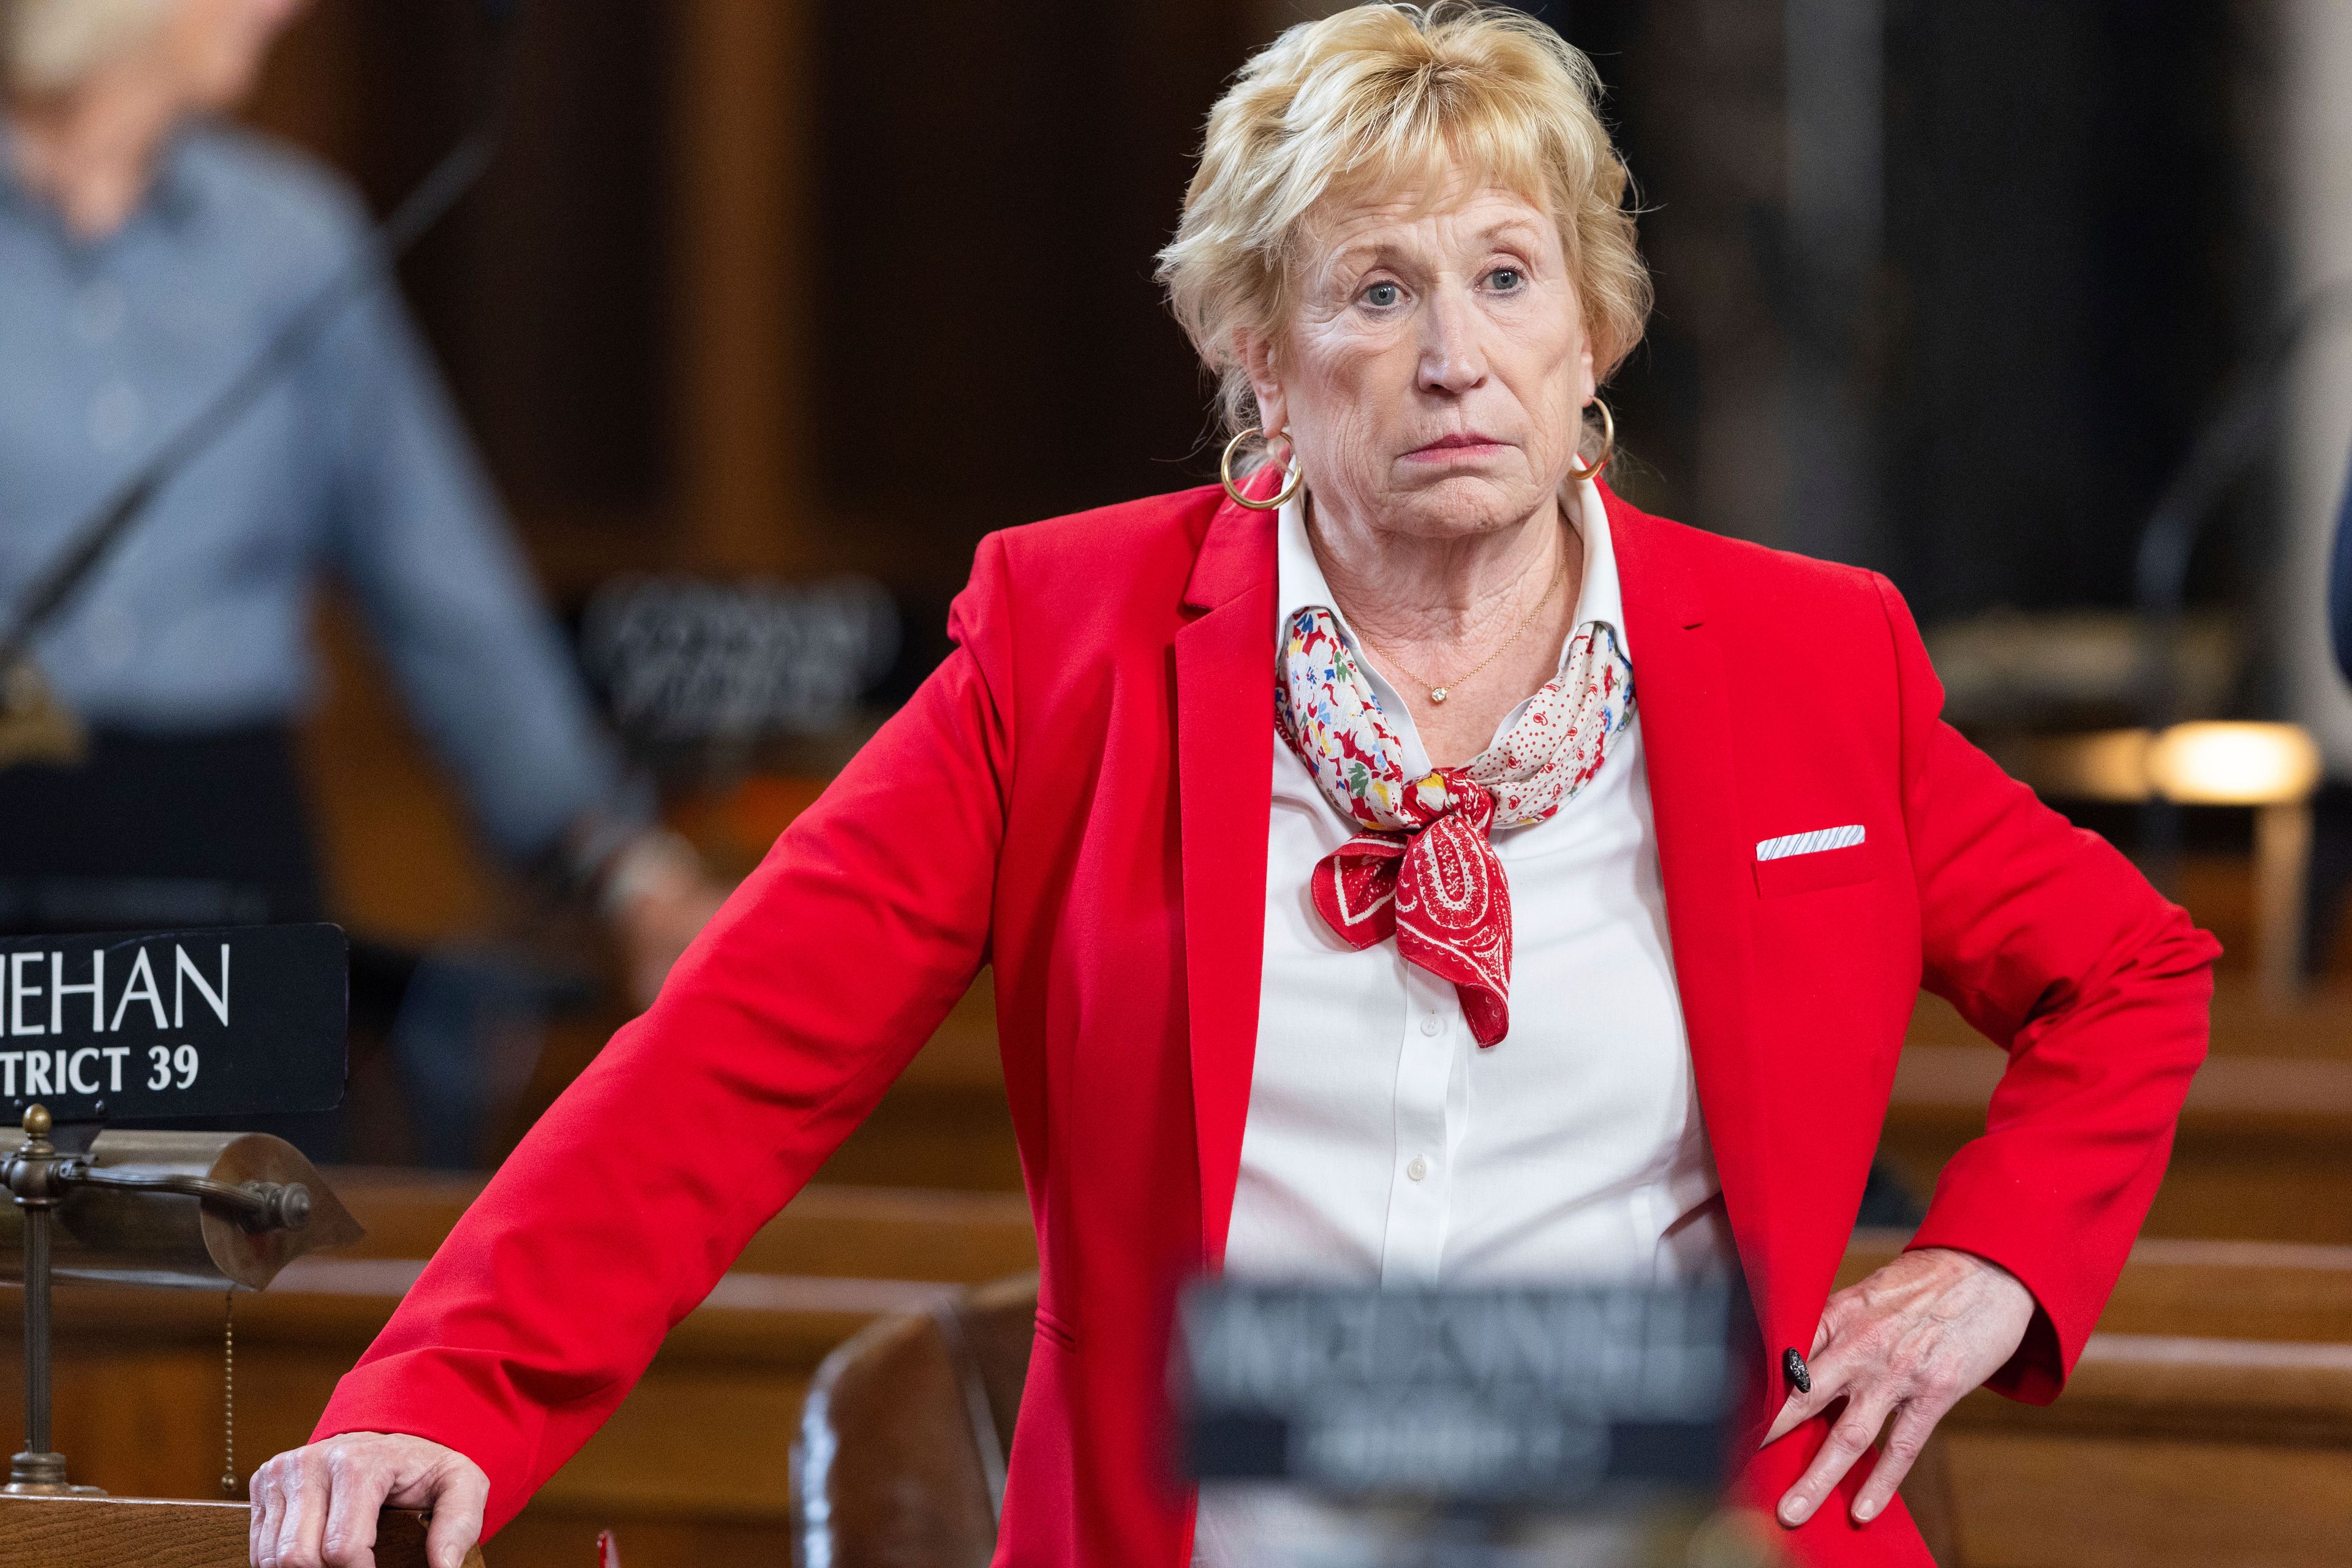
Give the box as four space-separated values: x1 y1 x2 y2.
0 924 347 1122
1178 1281 1741 1504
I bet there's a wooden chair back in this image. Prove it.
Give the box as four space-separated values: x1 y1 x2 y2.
791 1273 1037 1568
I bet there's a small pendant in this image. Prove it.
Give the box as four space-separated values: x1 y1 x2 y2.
1429 687 1449 704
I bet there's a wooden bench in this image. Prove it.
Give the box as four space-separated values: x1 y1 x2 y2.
1913 1333 2352 1566
1886 988 2352 1245
1843 1231 2352 1564
6 1187 2345 1566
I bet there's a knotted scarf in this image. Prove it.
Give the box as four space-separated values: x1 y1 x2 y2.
1273 605 1635 1045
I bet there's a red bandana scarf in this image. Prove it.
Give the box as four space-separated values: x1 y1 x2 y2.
1273 605 1635 1045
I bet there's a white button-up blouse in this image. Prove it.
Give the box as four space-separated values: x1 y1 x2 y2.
1221 476 1736 1289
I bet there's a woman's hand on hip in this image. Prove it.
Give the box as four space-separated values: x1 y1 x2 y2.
1763 1245 2035 1529
249 1431 488 1568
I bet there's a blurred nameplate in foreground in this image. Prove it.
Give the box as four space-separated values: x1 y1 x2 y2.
0 924 347 1123
582 574 900 761
1179 1281 1740 1506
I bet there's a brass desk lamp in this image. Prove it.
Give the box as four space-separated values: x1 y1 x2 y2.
0 1104 361 1494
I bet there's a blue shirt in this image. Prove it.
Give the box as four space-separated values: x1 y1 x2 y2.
0 119 628 859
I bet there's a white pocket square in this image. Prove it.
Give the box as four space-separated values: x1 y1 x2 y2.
1756 824 1866 862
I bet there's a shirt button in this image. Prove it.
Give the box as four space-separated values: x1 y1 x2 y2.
1419 1014 1442 1037
1406 1156 1430 1182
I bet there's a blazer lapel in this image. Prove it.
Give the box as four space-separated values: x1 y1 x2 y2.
1605 491 1781 1313
1175 489 1278 1269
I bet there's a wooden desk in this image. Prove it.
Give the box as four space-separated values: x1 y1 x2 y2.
0 1496 477 1568
0 1180 1036 1568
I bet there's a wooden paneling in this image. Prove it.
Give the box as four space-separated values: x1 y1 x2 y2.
1926 1340 2352 1568
241 1 679 592
1941 1430 2350 1568
296 601 510 947
807 0 1261 619
329 1168 1037 1281
671 0 815 576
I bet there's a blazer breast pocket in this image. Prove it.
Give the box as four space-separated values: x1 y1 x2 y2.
1752 825 1875 897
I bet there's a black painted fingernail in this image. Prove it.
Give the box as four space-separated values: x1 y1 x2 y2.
1784 1347 1812 1394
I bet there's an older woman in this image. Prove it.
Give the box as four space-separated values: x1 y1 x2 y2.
252 7 2217 1567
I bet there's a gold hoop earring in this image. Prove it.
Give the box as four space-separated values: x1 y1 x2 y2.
1220 427 1304 511
1566 398 1615 483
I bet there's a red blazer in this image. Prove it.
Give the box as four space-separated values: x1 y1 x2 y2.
316 481 2218 1566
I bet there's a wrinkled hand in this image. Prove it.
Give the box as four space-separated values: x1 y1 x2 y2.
1764 1246 2035 1529
249 1431 488 1568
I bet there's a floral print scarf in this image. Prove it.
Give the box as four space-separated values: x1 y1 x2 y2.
1273 604 1635 1045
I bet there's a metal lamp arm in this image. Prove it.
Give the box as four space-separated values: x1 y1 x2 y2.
51 1163 312 1234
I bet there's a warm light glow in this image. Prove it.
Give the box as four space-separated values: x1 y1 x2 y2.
2013 729 2154 803
2146 722 2322 806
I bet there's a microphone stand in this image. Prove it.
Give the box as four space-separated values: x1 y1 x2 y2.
0 9 521 767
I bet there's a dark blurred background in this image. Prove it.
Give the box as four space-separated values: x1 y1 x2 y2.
249 0 2278 623
0 0 2312 1172
14 7 2352 1560
231 1 2348 992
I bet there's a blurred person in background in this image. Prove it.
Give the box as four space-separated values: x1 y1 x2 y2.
250 8 2218 1566
0 0 725 1046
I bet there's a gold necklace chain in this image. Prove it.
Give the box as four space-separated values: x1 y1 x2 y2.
1359 546 1568 707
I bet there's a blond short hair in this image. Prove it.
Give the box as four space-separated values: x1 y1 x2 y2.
1158 2 1649 450
1 0 171 93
